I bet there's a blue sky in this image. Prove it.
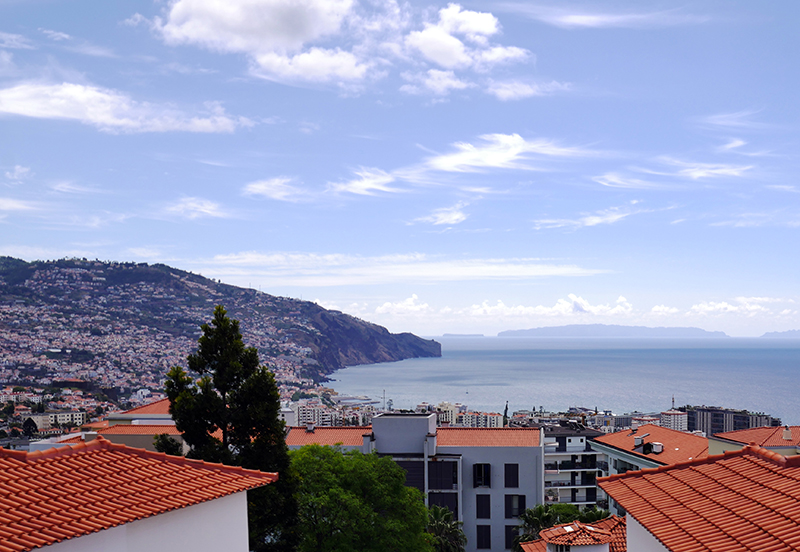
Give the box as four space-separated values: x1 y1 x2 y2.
1 0 798 337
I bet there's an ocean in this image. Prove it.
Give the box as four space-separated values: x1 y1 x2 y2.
330 337 800 425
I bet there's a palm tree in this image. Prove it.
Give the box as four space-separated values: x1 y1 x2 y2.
514 504 555 550
427 505 467 552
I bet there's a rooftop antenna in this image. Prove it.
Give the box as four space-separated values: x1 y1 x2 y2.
672 395 675 410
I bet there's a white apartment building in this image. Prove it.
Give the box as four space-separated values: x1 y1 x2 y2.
659 409 688 431
541 422 606 509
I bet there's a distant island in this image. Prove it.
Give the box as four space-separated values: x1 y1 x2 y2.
761 329 800 338
498 324 728 338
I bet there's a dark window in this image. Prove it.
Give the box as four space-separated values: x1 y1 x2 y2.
505 525 519 550
396 460 424 491
504 463 519 488
476 494 490 519
473 463 491 487
505 494 526 518
555 545 571 552
429 461 458 490
477 525 491 549
429 492 458 519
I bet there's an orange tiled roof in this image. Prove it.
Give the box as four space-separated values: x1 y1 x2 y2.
437 427 540 447
599 446 800 552
57 435 84 444
285 426 370 447
98 424 182 436
121 398 171 415
520 516 627 552
0 436 276 552
714 425 800 447
592 423 708 465
540 521 614 546
81 420 109 430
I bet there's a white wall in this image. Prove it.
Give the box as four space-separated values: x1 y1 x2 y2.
45 492 250 552
626 514 671 552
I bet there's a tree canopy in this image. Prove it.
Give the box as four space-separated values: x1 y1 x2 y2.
163 305 298 552
427 504 466 552
292 444 433 552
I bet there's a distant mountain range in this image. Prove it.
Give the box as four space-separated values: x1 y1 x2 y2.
761 329 800 338
498 324 729 338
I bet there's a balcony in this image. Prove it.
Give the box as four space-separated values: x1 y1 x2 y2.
544 461 600 472
544 479 597 489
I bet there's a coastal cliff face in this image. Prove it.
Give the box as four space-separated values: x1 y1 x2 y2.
0 257 441 388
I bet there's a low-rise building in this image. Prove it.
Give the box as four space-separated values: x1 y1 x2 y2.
599 445 800 551
589 424 708 516
521 516 627 552
679 404 780 435
708 424 800 456
541 421 606 509
0 436 276 552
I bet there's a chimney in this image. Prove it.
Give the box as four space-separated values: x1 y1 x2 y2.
306 423 315 433
783 425 792 441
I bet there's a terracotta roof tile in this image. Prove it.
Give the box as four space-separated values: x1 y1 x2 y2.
98 424 182 436
520 515 627 552
714 426 800 448
593 423 708 465
0 436 276 552
437 427 540 447
285 426 370 447
540 521 614 545
599 446 800 552
120 399 171 416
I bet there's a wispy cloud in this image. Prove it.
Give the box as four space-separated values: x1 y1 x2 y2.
502 5 709 29
165 197 229 219
199 251 606 286
699 110 769 130
0 83 252 133
328 167 400 195
593 172 662 190
0 32 34 49
39 29 71 41
534 202 646 230
400 69 475 97
415 202 469 225
242 177 307 202
485 79 570 101
689 297 771 316
466 294 633 317
0 198 38 211
4 165 31 181
658 157 753 179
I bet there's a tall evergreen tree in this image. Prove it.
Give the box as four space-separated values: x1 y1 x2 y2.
163 305 299 552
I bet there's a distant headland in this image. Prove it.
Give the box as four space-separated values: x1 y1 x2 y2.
498 324 729 338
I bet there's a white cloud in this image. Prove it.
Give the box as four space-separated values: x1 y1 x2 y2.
534 203 644 230
50 181 101 194
165 197 229 219
376 294 432 315
466 294 633 317
593 172 662 190
700 110 767 130
416 202 468 225
39 29 71 41
252 48 369 84
242 177 306 201
424 133 593 173
5 165 30 181
659 157 753 179
766 185 797 193
400 69 474 96
0 198 37 211
485 80 569 101
404 4 529 71
651 305 679 315
157 0 353 53
0 51 15 76
0 32 34 49
689 298 771 316
0 83 251 133
506 6 708 29
328 167 399 195
200 251 606 286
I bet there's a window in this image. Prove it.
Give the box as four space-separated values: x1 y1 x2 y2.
505 525 519 550
555 546 571 552
429 492 458 519
473 463 491 488
505 494 526 518
429 461 457 490
476 495 490 519
504 463 519 488
476 525 491 549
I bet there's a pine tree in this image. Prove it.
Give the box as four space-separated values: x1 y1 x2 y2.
164 305 299 551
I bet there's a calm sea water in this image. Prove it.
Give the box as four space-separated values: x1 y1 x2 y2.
330 337 800 425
